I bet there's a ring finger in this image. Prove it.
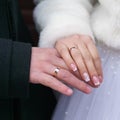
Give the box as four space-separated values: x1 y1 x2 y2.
43 63 92 94
70 47 91 83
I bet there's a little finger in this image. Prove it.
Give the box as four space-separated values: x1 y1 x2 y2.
86 42 103 82
78 42 101 86
35 72 73 96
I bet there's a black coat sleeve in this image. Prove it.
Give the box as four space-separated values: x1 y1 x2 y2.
0 38 31 98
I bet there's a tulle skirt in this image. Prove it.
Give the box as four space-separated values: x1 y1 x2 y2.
52 42 120 120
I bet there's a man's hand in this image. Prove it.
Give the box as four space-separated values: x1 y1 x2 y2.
55 34 103 87
30 47 92 96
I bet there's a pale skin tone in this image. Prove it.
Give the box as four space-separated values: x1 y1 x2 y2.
55 34 103 87
30 34 103 96
30 47 92 96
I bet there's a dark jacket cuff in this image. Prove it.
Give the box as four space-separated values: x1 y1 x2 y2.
10 41 31 98
0 39 12 97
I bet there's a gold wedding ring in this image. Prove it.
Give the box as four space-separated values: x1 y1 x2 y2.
69 46 77 51
54 67 60 76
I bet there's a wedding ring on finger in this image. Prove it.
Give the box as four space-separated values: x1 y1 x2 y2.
69 46 77 52
54 67 60 76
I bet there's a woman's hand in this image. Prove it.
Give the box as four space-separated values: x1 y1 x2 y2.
30 47 92 96
55 34 103 87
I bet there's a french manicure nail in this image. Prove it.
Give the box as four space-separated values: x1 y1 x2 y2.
99 76 103 83
71 64 77 72
83 72 90 82
92 76 100 86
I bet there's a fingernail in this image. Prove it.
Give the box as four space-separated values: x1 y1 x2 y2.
92 76 100 86
86 86 92 93
70 64 77 72
67 89 73 95
99 76 103 83
83 72 90 82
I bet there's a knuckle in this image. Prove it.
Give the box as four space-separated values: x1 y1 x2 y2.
84 35 92 41
55 40 63 48
82 36 93 44
55 42 67 54
72 34 80 39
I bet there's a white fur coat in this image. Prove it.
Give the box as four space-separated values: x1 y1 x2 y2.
33 0 120 49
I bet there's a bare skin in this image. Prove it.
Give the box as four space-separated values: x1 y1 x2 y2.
55 34 103 87
30 47 92 96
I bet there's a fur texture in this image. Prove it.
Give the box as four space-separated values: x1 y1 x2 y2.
33 0 93 47
33 0 120 49
91 0 120 49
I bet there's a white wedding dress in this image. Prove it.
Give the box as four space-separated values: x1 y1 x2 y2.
33 0 120 119
52 42 120 120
